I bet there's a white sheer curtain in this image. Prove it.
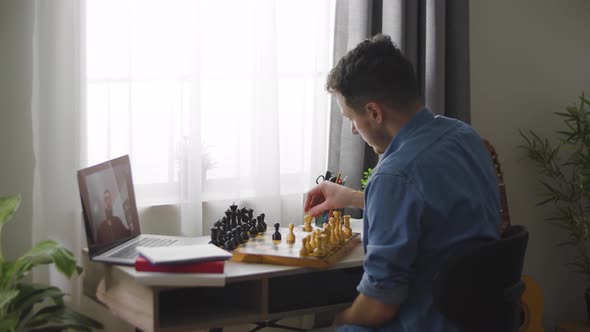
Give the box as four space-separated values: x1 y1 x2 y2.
29 0 334 330
29 0 130 329
86 0 335 236
30 0 84 293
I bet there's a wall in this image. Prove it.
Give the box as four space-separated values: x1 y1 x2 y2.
470 0 590 329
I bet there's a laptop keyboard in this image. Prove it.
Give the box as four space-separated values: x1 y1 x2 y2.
111 237 177 259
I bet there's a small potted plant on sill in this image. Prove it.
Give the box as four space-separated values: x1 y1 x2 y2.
520 93 590 321
361 167 373 193
0 194 103 331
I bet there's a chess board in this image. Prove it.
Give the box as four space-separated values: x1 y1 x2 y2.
230 225 361 268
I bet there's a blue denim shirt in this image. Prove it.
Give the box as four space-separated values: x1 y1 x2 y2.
338 109 501 332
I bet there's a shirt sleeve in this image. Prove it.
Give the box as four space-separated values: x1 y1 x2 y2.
357 172 424 305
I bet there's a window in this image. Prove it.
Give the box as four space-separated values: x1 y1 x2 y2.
86 0 335 205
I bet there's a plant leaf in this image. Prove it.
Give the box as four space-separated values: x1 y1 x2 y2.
11 283 65 319
12 240 81 281
0 196 101 331
0 195 21 262
24 305 66 328
27 324 92 332
557 240 577 247
0 316 18 331
0 289 19 313
536 196 555 206
58 307 104 329
0 194 21 227
26 306 102 331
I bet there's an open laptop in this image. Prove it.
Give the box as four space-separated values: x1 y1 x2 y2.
78 155 186 265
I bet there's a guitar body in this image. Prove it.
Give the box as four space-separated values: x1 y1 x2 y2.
519 275 544 332
483 139 511 232
483 140 544 331
498 183 511 232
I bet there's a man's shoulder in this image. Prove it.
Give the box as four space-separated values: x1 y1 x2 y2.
377 123 453 175
379 117 483 177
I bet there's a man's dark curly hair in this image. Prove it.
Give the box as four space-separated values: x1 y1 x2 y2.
326 34 419 113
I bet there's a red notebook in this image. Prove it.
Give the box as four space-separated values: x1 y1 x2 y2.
135 255 225 274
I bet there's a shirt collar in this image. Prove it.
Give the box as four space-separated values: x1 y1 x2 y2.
383 108 434 157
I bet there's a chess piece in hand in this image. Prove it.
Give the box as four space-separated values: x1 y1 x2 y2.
303 215 313 232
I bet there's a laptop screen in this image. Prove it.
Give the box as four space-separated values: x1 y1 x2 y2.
78 155 141 256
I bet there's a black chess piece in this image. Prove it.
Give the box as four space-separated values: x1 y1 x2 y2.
217 230 226 247
233 212 240 228
236 208 243 225
223 229 235 250
272 222 281 241
230 202 238 212
215 219 225 235
224 238 235 251
237 225 249 242
229 203 238 221
239 207 248 224
256 218 265 233
224 209 235 228
249 221 259 237
218 225 226 236
209 226 219 246
234 227 246 244
229 212 237 228
227 230 239 248
257 214 267 232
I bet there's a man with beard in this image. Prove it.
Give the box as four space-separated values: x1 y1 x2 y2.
96 189 131 244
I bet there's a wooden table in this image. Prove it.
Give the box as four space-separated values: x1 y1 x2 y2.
83 221 365 332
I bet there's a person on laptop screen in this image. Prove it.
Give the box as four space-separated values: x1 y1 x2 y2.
96 189 130 244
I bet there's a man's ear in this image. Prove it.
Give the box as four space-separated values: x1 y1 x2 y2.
365 102 383 124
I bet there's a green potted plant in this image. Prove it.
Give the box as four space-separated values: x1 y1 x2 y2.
520 93 590 319
361 167 373 192
0 194 103 331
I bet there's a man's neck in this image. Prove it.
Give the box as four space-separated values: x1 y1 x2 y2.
383 102 424 141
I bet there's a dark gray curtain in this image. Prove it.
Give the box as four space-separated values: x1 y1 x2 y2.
327 0 470 194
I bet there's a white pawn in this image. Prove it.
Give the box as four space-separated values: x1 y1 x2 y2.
333 210 341 223
328 218 338 247
299 237 309 256
343 214 353 239
287 223 296 244
313 234 327 257
305 235 314 252
311 230 320 248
